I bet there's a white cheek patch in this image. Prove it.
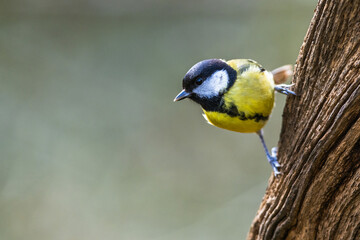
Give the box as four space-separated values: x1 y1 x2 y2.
193 70 229 98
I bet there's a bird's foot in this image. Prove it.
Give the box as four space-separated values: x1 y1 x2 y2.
271 147 278 158
269 147 281 177
275 84 296 96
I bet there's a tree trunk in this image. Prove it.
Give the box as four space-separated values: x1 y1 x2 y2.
248 0 360 239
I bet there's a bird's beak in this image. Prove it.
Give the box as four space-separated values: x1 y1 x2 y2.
174 90 191 102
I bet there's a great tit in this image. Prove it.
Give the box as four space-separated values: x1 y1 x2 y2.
174 59 295 176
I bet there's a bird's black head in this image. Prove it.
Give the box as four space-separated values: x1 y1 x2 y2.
174 59 237 111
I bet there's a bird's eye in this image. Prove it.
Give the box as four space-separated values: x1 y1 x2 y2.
195 78 203 85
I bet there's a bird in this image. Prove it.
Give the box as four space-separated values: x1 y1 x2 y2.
174 59 295 176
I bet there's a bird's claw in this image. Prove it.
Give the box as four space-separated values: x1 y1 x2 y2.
257 130 283 177
269 147 282 177
269 156 281 177
275 84 296 96
271 147 278 158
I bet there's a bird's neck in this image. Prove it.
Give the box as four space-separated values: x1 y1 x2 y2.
191 95 224 112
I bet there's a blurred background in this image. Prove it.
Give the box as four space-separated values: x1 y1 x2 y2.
0 1 315 239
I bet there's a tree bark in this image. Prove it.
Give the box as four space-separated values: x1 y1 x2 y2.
248 0 360 239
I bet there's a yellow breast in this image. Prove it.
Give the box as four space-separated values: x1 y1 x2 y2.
203 59 275 133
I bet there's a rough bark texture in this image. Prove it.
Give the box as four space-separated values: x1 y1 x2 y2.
248 0 360 239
